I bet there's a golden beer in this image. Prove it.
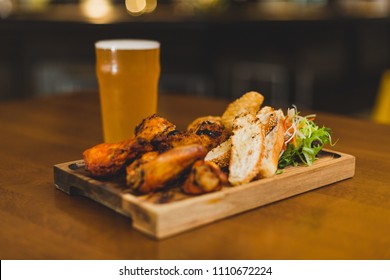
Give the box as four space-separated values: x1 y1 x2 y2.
95 39 160 143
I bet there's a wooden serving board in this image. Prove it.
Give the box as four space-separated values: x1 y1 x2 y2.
53 149 355 239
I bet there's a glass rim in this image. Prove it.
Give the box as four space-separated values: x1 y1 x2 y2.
95 39 160 50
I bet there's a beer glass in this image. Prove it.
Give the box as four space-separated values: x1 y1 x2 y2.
95 39 160 143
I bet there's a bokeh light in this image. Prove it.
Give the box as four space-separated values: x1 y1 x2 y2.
126 0 157 16
81 0 114 21
0 0 12 18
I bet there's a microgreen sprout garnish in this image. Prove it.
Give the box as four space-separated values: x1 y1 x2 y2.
278 106 335 169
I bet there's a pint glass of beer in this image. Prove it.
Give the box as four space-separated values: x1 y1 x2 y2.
95 39 160 143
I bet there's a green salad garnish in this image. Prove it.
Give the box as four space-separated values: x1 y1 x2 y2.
278 106 334 169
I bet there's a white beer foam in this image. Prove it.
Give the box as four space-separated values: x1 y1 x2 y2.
95 39 160 50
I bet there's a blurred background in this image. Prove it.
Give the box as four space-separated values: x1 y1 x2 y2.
1 0 390 119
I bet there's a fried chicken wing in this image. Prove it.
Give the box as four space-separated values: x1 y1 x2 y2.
187 116 229 150
83 137 152 177
135 114 176 141
125 151 160 183
126 144 207 194
83 115 227 181
152 116 229 152
181 160 228 195
186 116 223 132
151 131 203 152
83 115 175 178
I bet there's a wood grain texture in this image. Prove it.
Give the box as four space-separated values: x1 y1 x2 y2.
1 91 389 259
54 151 355 239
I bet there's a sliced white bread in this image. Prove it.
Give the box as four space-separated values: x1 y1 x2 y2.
257 107 286 178
204 137 232 168
228 113 265 185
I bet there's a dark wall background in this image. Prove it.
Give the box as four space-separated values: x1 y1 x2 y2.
1 2 390 117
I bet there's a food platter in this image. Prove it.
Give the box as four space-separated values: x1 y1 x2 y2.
53 149 355 239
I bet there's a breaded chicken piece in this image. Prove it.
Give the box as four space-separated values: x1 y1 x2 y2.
127 144 207 194
83 115 176 178
152 116 229 152
135 114 176 141
83 137 152 177
181 160 228 195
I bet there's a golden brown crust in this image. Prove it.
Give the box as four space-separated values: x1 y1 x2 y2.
152 117 229 153
83 92 286 195
221 91 264 133
83 137 152 178
258 109 286 178
151 131 203 152
127 144 207 194
186 115 229 151
186 116 223 132
181 160 228 195
135 114 176 141
126 151 160 187
83 114 175 178
204 138 232 168
257 106 278 135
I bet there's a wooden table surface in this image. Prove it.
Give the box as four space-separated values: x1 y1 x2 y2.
1 92 389 260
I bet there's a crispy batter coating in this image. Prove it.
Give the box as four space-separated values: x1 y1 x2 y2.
221 91 264 133
151 131 202 152
152 116 229 152
83 115 227 188
83 115 175 178
135 114 176 141
126 144 207 194
188 116 229 150
125 151 160 184
83 137 152 177
181 160 228 195
186 116 223 132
